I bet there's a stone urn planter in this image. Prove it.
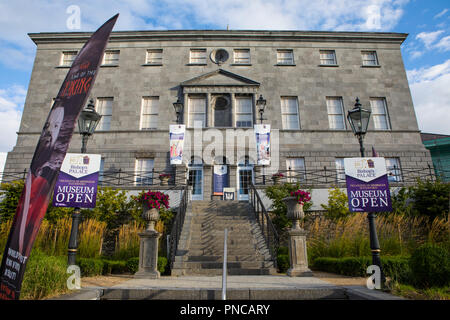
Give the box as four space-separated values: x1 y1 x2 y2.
142 202 160 231
159 175 170 186
282 195 312 277
283 196 304 230
272 176 282 185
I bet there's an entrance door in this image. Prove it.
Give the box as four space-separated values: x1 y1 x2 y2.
188 165 203 200
237 166 253 201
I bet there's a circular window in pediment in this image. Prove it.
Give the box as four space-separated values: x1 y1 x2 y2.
210 49 229 64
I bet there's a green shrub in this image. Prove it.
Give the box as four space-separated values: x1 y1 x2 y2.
102 259 128 274
158 256 168 274
277 254 289 273
312 256 410 280
126 257 139 273
20 250 68 300
277 246 288 255
321 187 353 220
77 258 104 277
0 180 24 223
408 179 450 221
409 243 450 288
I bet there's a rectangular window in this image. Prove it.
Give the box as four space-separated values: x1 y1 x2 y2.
96 98 113 131
320 50 337 65
385 158 402 182
326 97 346 130
140 97 159 130
286 158 306 182
102 50 120 65
370 98 390 130
335 158 346 183
362 51 379 66
277 49 294 65
234 49 251 64
146 49 163 64
188 96 206 127
135 158 154 186
60 51 77 66
235 96 253 128
281 97 300 130
190 49 206 64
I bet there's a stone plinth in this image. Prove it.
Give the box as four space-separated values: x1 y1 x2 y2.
134 230 161 279
287 228 313 277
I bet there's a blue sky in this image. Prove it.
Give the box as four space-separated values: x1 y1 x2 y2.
0 0 449 171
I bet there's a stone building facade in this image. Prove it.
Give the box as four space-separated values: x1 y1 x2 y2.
4 30 432 202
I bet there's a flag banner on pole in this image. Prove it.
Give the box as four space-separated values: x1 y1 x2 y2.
213 165 229 195
255 124 270 165
52 153 101 208
169 124 185 165
0 14 118 300
344 157 392 213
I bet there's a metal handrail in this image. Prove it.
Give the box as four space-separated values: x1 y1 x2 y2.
168 183 190 271
248 182 279 269
222 228 228 301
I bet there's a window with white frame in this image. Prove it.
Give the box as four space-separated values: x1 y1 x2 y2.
146 49 163 64
286 158 306 182
281 97 300 130
385 157 401 182
277 49 294 65
140 97 159 130
326 97 346 130
233 49 251 64
370 98 391 130
320 50 337 65
189 49 207 64
102 50 120 65
135 158 154 186
188 96 206 127
96 98 113 131
335 158 346 183
362 51 379 66
60 51 77 66
235 96 253 127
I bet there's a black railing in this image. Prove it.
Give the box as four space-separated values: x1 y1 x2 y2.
1 168 189 188
254 165 448 186
168 183 190 271
249 182 279 269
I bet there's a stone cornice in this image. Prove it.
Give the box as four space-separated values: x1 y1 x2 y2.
29 30 408 45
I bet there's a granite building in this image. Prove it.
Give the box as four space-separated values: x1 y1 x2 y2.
4 30 433 204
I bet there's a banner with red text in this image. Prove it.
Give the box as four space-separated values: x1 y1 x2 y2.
0 14 118 300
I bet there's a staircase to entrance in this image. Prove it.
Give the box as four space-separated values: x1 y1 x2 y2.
171 200 277 276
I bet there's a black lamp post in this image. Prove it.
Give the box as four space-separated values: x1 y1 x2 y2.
347 97 385 284
67 99 102 266
256 94 266 124
173 98 183 124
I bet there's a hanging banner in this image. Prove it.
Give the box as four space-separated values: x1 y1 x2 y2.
344 157 392 212
254 124 270 165
213 165 229 195
0 14 119 300
169 124 185 164
52 153 101 208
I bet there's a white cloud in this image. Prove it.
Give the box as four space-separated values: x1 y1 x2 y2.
434 8 448 19
0 85 26 153
435 35 450 51
407 60 450 135
0 152 6 176
416 30 445 49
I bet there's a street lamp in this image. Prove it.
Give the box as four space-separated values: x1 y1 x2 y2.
173 98 183 124
347 97 385 284
67 99 102 266
256 94 266 124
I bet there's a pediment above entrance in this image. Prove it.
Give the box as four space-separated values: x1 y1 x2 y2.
180 69 260 93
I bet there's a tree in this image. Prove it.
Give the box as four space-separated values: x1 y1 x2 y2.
321 187 353 220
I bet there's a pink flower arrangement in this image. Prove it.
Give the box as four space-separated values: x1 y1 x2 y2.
290 189 311 206
272 172 284 178
135 190 170 210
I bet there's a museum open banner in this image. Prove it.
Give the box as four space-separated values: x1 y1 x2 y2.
0 14 119 300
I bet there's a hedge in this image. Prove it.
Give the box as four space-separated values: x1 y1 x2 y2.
78 256 168 276
126 256 168 275
312 256 410 282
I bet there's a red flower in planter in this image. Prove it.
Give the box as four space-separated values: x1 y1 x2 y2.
136 190 170 210
290 189 311 206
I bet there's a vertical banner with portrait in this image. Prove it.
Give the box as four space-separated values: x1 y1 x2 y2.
0 14 119 300
344 157 393 212
52 153 101 208
255 124 271 165
169 124 185 165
